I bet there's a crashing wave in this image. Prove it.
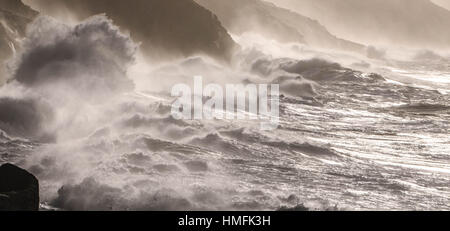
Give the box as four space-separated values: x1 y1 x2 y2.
10 15 136 101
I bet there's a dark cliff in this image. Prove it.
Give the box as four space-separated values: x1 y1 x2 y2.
196 0 363 52
25 0 238 62
0 0 38 83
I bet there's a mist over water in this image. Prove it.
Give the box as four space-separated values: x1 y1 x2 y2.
267 0 450 51
432 0 450 11
0 0 449 211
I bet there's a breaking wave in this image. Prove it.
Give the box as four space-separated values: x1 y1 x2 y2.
0 97 53 141
0 8 449 211
10 15 136 101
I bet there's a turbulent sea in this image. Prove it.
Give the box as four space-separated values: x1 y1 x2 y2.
0 16 449 211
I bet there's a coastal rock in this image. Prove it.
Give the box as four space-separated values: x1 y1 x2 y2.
24 0 238 62
0 0 38 84
195 0 363 52
0 163 39 211
268 0 450 49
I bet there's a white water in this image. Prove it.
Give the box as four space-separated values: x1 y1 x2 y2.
0 16 449 211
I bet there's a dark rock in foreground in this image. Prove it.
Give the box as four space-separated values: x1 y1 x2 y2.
0 163 39 211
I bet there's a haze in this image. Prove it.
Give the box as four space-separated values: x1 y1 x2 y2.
267 0 450 49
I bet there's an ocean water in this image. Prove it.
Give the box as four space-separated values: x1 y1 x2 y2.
0 16 449 211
